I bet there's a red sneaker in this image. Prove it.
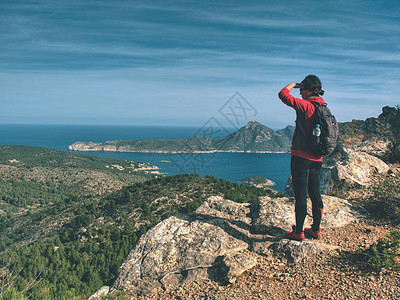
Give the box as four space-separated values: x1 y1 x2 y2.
286 230 305 241
304 227 321 239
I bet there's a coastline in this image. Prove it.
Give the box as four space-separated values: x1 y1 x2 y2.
67 121 294 155
68 148 288 154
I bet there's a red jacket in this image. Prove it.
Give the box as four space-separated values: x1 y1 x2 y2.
278 88 325 162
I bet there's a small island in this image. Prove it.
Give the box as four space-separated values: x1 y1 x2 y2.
241 176 283 197
68 121 295 154
241 176 276 188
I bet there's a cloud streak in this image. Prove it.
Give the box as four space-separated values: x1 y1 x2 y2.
0 0 399 126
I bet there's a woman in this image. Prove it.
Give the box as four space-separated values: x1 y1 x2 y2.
278 75 325 241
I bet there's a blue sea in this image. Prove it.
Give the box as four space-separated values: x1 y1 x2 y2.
0 124 290 191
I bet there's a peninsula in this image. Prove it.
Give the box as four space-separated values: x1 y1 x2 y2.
68 121 295 153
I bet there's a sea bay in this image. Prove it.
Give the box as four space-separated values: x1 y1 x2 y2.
0 124 291 191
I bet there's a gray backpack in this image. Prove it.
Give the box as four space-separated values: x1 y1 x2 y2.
309 102 339 156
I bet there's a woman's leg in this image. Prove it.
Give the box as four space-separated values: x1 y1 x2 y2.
308 161 323 231
291 156 309 233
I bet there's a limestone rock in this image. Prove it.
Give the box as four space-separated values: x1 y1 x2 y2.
251 240 275 257
315 195 359 228
221 251 258 283
334 148 388 185
339 106 396 156
253 195 358 234
252 196 295 235
269 239 338 263
285 147 389 196
195 196 251 224
88 286 110 300
112 213 248 296
321 147 388 195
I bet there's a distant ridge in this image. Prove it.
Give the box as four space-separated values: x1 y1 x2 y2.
212 121 293 152
68 121 295 153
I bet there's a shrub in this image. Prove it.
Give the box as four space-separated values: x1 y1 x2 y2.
363 230 400 271
367 178 400 224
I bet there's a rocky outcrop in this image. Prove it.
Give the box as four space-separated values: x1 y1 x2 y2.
68 142 110 152
339 106 397 156
252 195 358 235
324 147 388 191
88 286 110 300
221 251 258 283
103 195 358 298
284 146 389 197
252 196 295 235
112 210 249 296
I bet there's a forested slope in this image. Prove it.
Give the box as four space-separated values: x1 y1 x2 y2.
0 146 273 299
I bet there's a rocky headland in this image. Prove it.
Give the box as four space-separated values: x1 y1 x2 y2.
89 106 400 299
68 122 294 153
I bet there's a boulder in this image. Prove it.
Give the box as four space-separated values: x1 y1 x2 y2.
87 286 110 300
195 196 251 225
252 197 295 235
285 147 389 197
269 239 338 263
252 195 358 235
321 147 388 195
112 212 249 296
221 251 258 283
316 195 359 228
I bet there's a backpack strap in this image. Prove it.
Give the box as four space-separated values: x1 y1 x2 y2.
310 101 327 108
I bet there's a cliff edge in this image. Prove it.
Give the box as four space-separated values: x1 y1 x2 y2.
89 106 400 299
94 195 356 298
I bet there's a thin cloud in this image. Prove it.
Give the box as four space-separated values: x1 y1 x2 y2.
0 0 399 126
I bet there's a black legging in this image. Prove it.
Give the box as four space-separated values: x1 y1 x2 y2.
291 155 323 233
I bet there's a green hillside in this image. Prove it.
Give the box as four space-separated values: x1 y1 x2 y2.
0 146 275 299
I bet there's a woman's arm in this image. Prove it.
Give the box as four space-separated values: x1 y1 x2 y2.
282 82 299 91
278 83 314 115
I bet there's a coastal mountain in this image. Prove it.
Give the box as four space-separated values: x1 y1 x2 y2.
212 121 293 152
68 121 295 153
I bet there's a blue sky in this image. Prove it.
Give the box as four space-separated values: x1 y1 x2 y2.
0 0 399 129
